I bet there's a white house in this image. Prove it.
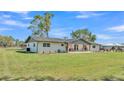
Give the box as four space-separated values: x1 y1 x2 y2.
90 44 101 52
25 36 67 53
25 36 101 53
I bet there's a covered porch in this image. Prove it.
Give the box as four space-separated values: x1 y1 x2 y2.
67 43 91 52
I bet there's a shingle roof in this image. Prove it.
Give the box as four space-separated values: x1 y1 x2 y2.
66 39 89 44
66 38 100 45
25 36 67 43
25 36 100 45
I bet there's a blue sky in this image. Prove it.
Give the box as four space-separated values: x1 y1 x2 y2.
0 11 124 44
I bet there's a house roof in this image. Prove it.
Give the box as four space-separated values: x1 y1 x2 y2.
66 39 91 44
66 38 100 45
25 36 100 45
25 36 67 43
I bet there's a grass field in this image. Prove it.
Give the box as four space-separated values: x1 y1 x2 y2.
0 48 124 81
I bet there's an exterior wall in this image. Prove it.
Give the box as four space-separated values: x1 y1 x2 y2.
84 44 90 51
68 43 90 51
37 42 67 53
68 43 74 51
26 41 100 53
90 45 100 52
26 42 38 52
78 44 83 51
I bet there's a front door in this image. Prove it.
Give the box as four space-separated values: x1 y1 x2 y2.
83 45 87 51
74 44 78 51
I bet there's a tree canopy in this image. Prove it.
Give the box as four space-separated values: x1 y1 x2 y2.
0 35 24 47
71 29 96 42
28 12 54 38
0 35 15 47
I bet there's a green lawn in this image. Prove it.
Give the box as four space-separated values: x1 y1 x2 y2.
0 48 124 80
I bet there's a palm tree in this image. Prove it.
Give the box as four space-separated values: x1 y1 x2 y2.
44 12 54 37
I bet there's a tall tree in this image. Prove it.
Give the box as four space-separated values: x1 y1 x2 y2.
28 12 54 38
44 12 54 37
89 33 96 42
28 15 44 36
71 29 96 42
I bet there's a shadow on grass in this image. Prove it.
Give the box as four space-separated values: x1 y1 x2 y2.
6 48 16 50
5 48 25 52
3 47 34 54
5 48 19 51
16 50 36 54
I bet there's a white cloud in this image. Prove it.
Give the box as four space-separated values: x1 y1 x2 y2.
76 15 89 18
10 11 33 20
23 17 33 20
0 19 29 27
0 14 12 20
50 27 72 38
2 14 11 18
107 25 124 32
50 32 67 38
0 28 13 31
11 11 30 15
96 34 112 40
76 12 104 19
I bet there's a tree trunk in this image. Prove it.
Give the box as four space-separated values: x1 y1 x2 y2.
46 32 49 38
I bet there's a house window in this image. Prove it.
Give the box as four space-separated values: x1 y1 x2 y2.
33 43 35 47
92 45 96 48
43 43 50 47
47 43 50 47
61 44 64 46
43 43 47 47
